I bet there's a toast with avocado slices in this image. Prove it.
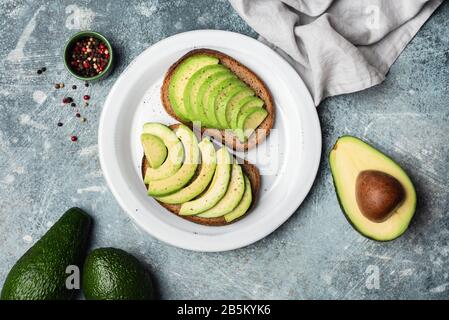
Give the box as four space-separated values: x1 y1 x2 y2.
140 123 260 226
161 49 275 151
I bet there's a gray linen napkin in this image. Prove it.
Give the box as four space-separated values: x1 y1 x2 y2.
229 0 444 105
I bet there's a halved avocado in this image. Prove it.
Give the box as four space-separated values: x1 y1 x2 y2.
168 55 219 121
184 64 227 121
197 161 245 218
156 138 217 204
225 89 254 127
140 133 167 169
329 136 417 241
147 125 199 196
201 73 237 128
195 70 233 127
179 147 231 215
230 97 264 129
142 123 184 182
224 175 252 223
235 108 268 142
213 81 247 129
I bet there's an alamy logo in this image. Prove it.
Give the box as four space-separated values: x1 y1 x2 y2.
65 265 80 290
365 265 380 290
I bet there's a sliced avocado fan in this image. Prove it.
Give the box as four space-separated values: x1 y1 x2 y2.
179 147 232 216
147 124 199 197
156 137 217 204
143 123 184 183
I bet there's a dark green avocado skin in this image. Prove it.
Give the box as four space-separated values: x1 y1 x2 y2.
82 247 153 300
1 207 92 300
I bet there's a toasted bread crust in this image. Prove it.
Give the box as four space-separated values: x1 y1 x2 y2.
141 125 260 226
161 49 275 151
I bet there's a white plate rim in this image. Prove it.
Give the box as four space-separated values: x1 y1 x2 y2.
98 30 321 252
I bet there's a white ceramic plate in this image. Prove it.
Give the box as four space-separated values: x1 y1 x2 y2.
99 30 321 252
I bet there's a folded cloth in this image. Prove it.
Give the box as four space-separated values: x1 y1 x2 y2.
229 0 443 105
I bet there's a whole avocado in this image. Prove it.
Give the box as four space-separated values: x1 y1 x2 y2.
82 247 153 300
1 207 92 300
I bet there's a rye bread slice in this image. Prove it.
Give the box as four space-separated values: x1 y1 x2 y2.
141 124 260 226
161 48 275 151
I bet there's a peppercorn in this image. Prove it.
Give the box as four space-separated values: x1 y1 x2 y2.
83 95 90 101
57 122 63 127
72 85 77 90
70 136 78 142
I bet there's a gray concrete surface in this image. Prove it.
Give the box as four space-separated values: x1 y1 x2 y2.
0 0 448 299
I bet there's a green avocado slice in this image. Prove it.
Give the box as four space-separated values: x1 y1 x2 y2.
147 125 199 197
143 123 184 182
156 138 217 204
168 55 219 121
199 73 236 128
230 96 264 129
214 82 247 129
225 89 254 127
329 136 417 241
235 108 268 142
195 70 233 127
197 161 245 218
224 175 253 223
140 133 167 169
179 147 231 215
184 64 227 121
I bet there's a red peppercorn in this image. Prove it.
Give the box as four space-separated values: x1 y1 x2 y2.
83 95 90 100
71 136 78 142
75 113 81 118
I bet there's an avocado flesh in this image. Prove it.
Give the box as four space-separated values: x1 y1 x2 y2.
143 123 184 183
224 175 253 223
147 125 200 197
195 70 232 127
179 147 231 215
141 134 167 169
201 73 237 128
236 108 268 142
156 138 217 204
83 248 153 300
213 81 247 129
198 161 245 218
1 208 91 300
329 136 416 241
184 64 227 121
169 55 219 121
225 89 254 127
230 96 264 129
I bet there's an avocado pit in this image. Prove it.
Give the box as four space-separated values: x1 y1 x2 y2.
355 170 405 223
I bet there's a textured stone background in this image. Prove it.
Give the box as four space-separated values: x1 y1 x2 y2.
0 0 448 299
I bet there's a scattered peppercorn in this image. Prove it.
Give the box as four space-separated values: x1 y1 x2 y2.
84 102 89 107
75 113 81 118
68 36 110 78
60 83 65 88
83 95 90 101
37 69 42 75
71 102 76 107
62 97 73 104
54 83 61 89
85 82 89 87
72 85 77 89
70 136 78 142
80 117 86 123
41 67 46 72
57 122 63 127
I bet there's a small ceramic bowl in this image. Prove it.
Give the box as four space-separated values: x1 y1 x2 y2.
63 31 114 81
